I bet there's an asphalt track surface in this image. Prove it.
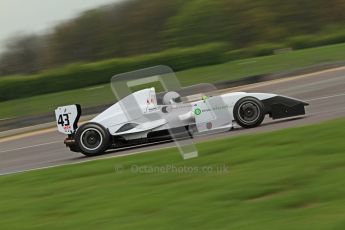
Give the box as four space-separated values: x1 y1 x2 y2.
1 67 345 176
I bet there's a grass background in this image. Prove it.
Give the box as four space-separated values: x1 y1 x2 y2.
1 43 345 119
0 118 344 229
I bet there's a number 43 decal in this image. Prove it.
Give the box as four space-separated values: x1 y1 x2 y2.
58 114 70 126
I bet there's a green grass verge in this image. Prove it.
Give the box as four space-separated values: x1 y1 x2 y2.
0 43 228 102
1 118 345 229
2 43 345 119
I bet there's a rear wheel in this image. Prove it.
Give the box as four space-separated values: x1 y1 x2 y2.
233 97 265 128
75 123 110 156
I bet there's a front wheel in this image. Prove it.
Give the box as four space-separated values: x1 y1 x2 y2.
233 97 265 128
75 123 111 156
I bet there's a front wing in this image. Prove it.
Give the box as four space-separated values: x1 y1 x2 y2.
261 96 309 119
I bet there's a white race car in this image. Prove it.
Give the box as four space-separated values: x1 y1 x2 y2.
55 86 308 156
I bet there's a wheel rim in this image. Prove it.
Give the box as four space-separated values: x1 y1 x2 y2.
237 101 260 125
80 128 103 151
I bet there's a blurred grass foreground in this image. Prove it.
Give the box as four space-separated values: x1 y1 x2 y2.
0 118 344 229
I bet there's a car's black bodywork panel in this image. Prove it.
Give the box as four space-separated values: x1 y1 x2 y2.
262 96 309 119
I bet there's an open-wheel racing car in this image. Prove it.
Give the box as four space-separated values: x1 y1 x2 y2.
55 86 308 156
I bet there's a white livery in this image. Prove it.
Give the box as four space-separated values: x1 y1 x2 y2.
55 87 308 156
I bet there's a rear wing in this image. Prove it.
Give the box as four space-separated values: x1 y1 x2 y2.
55 104 82 134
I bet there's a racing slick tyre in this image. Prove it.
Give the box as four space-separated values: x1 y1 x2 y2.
75 122 111 156
233 97 265 129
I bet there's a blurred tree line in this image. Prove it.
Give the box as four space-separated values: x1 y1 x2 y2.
1 0 345 76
